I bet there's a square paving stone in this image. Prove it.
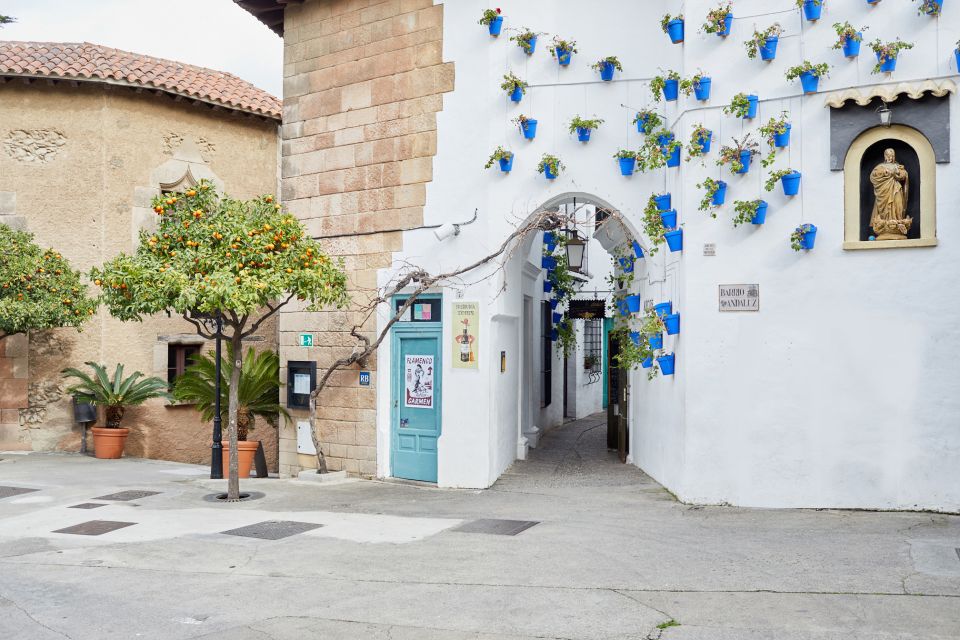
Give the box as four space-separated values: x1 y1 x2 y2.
92 490 160 501
53 520 137 536
220 520 323 540
452 519 540 536
69 503 107 509
0 486 39 500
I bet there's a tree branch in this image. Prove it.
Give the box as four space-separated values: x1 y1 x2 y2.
240 294 294 339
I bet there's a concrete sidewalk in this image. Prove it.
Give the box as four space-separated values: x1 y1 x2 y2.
1 415 959 639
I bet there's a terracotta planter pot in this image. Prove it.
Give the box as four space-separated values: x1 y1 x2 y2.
222 441 259 479
91 427 130 459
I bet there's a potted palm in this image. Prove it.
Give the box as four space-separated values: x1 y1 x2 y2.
174 347 288 479
62 362 172 459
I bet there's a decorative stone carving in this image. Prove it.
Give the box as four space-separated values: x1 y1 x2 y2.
869 149 913 240
2 129 67 164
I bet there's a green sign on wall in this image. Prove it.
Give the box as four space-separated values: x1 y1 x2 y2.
298 333 314 347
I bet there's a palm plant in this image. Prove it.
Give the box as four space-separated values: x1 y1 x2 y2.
173 346 288 441
62 363 172 428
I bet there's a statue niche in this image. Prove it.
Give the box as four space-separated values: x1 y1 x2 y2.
859 140 920 241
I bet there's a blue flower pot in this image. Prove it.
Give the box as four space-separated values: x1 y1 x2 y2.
660 209 678 230
617 299 629 317
752 200 769 225
843 33 862 58
657 353 676 376
524 36 538 54
556 47 572 66
877 52 897 73
667 19 685 44
745 94 759 119
625 295 641 313
648 333 664 350
803 0 823 21
954 48 959 71
924 0 943 14
541 255 557 270
737 149 752 174
654 193 672 211
713 180 728 205
800 71 820 94
663 78 679 101
694 77 712 101
630 332 642 346
544 165 558 180
543 231 556 247
552 312 563 324
781 171 802 196
718 13 733 37
774 124 792 148
641 355 654 369
664 228 683 252
619 256 635 273
759 36 779 61
550 298 560 310
636 113 655 134
550 328 559 341
599 61 616 81
653 302 672 317
521 119 538 140
799 224 818 250
697 130 713 154
543 281 553 293
664 313 681 336
510 86 523 102
488 15 503 36
632 241 644 259
498 155 513 172
577 127 591 142
619 156 636 176
867 0 880 4
666 144 681 167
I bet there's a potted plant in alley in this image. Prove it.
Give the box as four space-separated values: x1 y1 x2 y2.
732 199 769 227
697 177 726 216
633 109 663 134
174 346 288 479
913 0 944 15
614 149 638 176
651 69 692 102
501 72 528 103
724 92 759 119
654 193 672 211
786 61 830 94
765 168 802 196
548 36 578 66
869 38 914 73
510 27 544 54
591 56 623 81
687 123 713 159
717 135 760 175
790 223 818 250
692 70 712 101
702 2 734 37
512 114 538 140
664 227 683 252
661 13 685 43
479 8 503 36
568 115 604 142
537 153 565 180
62 362 172 459
745 23 784 61
485 146 514 172
832 22 867 57
657 352 676 376
798 0 824 22
759 112 792 167
642 196 668 255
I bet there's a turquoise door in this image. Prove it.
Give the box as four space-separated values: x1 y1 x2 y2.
391 323 442 482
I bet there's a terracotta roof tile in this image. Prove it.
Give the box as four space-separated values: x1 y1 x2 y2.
0 41 280 120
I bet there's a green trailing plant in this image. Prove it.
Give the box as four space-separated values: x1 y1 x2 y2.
758 112 791 168
484 146 513 169
745 23 783 59
607 244 636 294
914 0 944 15
717 134 759 174
613 148 638 160
509 28 544 53
62 362 173 428
478 8 501 25
785 61 830 81
832 22 867 50
591 56 623 72
650 70 692 102
637 130 680 172
696 177 723 217
732 199 764 227
765 168 799 192
173 345 289 442
555 317 576 357
500 72 527 96
642 196 667 254
701 2 733 34
537 153 565 177
632 109 663 132
660 13 683 33
686 123 712 160
583 353 599 370
796 0 822 6
548 36 578 58
546 237 577 303
723 93 753 118
511 114 534 132
612 326 659 379
568 115 604 134
0 224 97 340
690 69 709 86
869 38 914 74
790 224 816 251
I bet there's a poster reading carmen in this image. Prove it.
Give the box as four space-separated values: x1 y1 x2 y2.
404 355 434 408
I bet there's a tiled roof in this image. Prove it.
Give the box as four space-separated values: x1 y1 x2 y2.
0 41 281 120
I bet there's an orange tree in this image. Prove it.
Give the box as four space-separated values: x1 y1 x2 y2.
91 180 348 499
0 224 97 341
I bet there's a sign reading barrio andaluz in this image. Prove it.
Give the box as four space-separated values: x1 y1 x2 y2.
718 284 760 312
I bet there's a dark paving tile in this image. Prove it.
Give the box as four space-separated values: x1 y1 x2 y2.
220 520 323 540
92 490 160 501
69 503 107 509
452 519 540 536
53 520 136 536
0 486 39 500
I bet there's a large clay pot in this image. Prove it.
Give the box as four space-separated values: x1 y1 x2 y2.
222 441 259 479
91 427 130 459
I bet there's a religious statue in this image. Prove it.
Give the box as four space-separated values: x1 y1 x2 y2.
869 148 912 240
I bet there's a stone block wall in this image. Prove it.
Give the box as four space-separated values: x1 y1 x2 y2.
278 0 453 477
0 335 29 450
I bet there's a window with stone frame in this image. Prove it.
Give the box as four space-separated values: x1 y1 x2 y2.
167 343 201 386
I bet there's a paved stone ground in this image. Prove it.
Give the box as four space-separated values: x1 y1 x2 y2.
1 414 959 639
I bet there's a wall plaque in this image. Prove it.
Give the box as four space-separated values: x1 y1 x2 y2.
719 284 759 312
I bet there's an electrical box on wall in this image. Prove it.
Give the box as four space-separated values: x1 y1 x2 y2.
287 361 317 409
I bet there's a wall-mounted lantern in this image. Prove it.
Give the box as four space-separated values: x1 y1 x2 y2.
877 101 893 127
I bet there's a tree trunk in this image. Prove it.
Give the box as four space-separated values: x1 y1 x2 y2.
226 332 243 500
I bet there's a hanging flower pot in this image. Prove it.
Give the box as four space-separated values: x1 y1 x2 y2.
577 128 592 142
654 193 672 211
738 149 753 174
663 78 680 101
550 38 577 66
550 328 559 341
802 0 823 22
955 47 960 72
844 36 862 58
705 6 734 38
499 155 514 172
664 313 681 335
781 171 802 196
665 229 683 252
920 0 944 15
658 133 681 167
556 48 572 65
657 353 676 376
696 129 713 154
543 281 553 293
550 298 560 310
541 255 558 270
485 146 513 173
660 209 678 230
514 116 538 140
543 231 557 249
479 9 504 36
544 166 557 180
632 240 645 259
635 110 662 134
745 94 759 119
667 18 685 43
618 156 637 176
653 302 673 317
837 27 863 58
617 299 630 317
713 180 728 205
800 71 820 93
592 57 622 81
693 77 712 101
774 123 792 148
625 295 641 313
538 154 564 181
552 312 563 324
791 223 818 250
648 333 663 350
641 355 654 369
510 86 523 102
630 332 642 346
619 256 635 273
876 52 897 73
759 36 780 61
489 15 503 36
752 200 769 225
